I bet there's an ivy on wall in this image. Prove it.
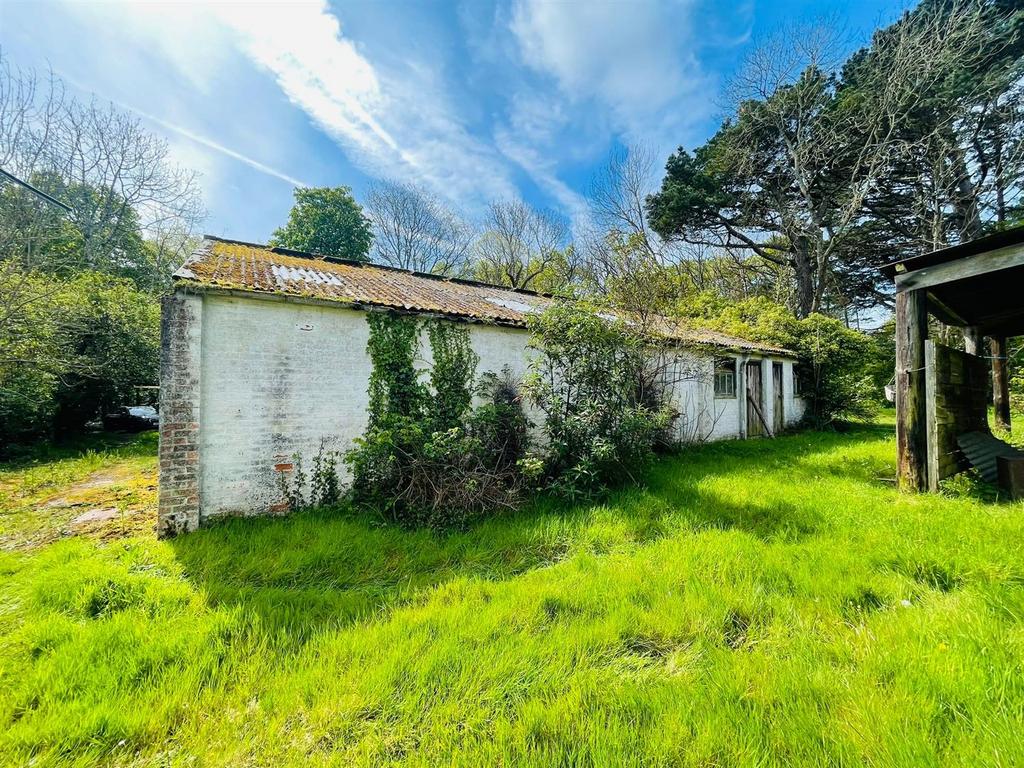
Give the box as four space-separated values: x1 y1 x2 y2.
365 312 425 427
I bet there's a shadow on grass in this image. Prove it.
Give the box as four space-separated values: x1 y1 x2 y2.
170 424 892 644
0 430 158 470
169 502 579 643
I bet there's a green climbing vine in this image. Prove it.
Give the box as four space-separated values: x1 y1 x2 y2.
346 311 527 528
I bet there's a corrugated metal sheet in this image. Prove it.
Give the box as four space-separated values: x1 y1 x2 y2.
174 237 796 356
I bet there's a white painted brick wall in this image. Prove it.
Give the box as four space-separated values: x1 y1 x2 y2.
176 292 805 524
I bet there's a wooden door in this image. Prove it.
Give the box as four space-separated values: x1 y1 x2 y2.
773 362 784 434
746 362 765 437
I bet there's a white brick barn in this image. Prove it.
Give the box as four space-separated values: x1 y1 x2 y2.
158 237 805 536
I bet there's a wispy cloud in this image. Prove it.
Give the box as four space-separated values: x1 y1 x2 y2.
210 1 519 214
509 0 714 150
120 100 310 189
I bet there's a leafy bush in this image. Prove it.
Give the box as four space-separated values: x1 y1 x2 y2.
346 314 527 528
523 303 673 501
469 368 530 473
676 292 878 427
0 268 159 448
792 315 877 427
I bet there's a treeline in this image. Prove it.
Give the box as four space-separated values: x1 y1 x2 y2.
274 1 1022 325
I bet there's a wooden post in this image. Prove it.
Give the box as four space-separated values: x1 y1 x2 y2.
896 289 928 491
963 326 981 356
991 335 1011 432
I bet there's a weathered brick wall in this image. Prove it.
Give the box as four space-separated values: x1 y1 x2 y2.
194 294 542 522
158 292 203 536
159 290 806 531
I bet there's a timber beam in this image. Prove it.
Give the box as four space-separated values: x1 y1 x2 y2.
895 289 928 491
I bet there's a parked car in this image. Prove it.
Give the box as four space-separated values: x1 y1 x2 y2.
103 405 159 432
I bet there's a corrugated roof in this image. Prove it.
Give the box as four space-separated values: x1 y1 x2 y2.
174 236 796 356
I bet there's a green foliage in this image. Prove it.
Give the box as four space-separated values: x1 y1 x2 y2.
794 314 877 427
675 292 878 426
524 303 673 500
276 440 342 514
647 0 1024 316
0 267 159 446
52 273 161 433
470 368 531 472
1010 336 1024 415
427 321 479 432
270 186 373 261
348 315 527 528
365 312 426 427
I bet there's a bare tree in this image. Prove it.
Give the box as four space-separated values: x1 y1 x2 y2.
366 180 474 275
475 199 569 291
583 145 716 314
0 53 205 282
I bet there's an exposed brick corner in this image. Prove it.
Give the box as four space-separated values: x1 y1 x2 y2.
157 291 203 537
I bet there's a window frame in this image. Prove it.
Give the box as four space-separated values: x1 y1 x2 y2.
713 357 737 399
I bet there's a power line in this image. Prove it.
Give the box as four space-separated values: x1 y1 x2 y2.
0 167 72 212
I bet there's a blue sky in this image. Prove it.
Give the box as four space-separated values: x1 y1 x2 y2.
1 0 906 241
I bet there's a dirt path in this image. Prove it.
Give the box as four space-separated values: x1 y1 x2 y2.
0 445 158 550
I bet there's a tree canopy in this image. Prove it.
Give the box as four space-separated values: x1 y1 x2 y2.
647 0 1024 318
270 186 373 261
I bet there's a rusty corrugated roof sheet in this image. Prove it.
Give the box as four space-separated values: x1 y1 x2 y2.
174 237 796 356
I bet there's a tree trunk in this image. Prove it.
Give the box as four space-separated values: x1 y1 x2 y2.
791 235 815 318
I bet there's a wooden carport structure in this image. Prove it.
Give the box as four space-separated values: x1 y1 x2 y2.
882 226 1024 494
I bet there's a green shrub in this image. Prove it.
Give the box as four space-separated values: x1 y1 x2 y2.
524 303 673 501
675 292 878 427
792 315 877 427
347 315 527 528
0 267 159 448
469 368 531 472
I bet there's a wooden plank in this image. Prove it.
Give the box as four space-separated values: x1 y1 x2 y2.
745 362 765 438
991 336 1011 432
925 341 939 491
747 392 774 438
896 290 929 491
895 241 1024 293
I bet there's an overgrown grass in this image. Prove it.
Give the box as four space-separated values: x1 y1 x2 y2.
0 432 158 549
2 420 1024 766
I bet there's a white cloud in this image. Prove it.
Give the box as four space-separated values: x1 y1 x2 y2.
208 1 519 214
494 126 589 228
510 0 714 149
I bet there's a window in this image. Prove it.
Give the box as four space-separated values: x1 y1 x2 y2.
714 357 737 398
792 365 802 396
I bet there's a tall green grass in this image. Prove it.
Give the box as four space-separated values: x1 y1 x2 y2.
2 422 1024 766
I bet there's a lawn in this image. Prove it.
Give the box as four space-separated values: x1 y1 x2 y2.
2 419 1024 767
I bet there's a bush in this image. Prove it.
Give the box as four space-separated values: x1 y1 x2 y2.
675 292 878 427
0 267 159 448
469 368 530 472
346 314 527 528
524 303 673 501
791 315 877 427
